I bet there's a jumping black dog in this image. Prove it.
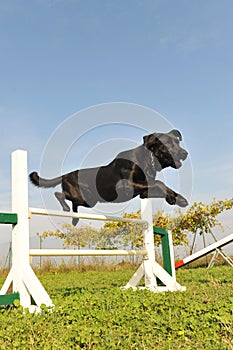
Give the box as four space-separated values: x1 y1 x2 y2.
30 129 188 225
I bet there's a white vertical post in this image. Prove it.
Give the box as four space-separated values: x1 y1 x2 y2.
11 150 31 307
10 150 53 311
140 199 155 261
140 199 157 288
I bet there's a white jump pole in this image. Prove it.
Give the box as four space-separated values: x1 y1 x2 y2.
30 249 147 257
29 207 148 226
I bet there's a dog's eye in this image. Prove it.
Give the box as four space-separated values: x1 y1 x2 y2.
173 138 179 145
164 139 173 147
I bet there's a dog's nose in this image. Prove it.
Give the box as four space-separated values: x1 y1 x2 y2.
180 149 188 160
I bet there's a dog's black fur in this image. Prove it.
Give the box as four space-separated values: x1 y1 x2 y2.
30 129 188 225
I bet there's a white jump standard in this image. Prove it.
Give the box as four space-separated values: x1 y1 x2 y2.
0 150 53 312
0 150 185 312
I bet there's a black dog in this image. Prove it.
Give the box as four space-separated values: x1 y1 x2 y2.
30 129 188 225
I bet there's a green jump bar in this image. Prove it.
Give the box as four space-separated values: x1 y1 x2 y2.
0 292 20 306
0 212 18 224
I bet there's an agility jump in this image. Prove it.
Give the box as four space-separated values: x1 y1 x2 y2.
0 150 185 312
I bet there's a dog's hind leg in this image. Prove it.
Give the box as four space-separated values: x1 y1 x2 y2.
72 203 79 226
54 192 70 211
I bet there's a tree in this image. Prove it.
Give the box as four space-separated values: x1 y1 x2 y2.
98 211 143 249
153 198 233 246
38 223 99 249
153 210 188 246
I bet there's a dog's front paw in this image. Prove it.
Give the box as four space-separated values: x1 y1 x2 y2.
175 194 188 207
166 191 188 207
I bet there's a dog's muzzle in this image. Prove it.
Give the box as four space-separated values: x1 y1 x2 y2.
173 149 188 169
180 149 188 161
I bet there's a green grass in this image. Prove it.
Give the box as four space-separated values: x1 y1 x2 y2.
0 266 232 349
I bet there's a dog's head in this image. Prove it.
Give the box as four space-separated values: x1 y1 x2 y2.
143 129 188 170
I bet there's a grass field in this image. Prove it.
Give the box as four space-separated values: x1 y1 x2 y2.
0 266 232 349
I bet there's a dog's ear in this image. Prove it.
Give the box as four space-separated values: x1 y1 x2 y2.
143 133 158 149
168 129 182 141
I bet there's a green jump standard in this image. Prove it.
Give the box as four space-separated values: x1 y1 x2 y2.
153 226 173 277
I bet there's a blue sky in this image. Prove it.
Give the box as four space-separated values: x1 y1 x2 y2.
1 1 233 253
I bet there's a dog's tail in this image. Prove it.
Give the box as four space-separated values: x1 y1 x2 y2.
29 172 62 188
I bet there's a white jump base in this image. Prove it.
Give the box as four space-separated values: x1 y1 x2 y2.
0 150 186 312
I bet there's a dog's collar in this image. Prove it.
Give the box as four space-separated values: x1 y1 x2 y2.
150 151 157 171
